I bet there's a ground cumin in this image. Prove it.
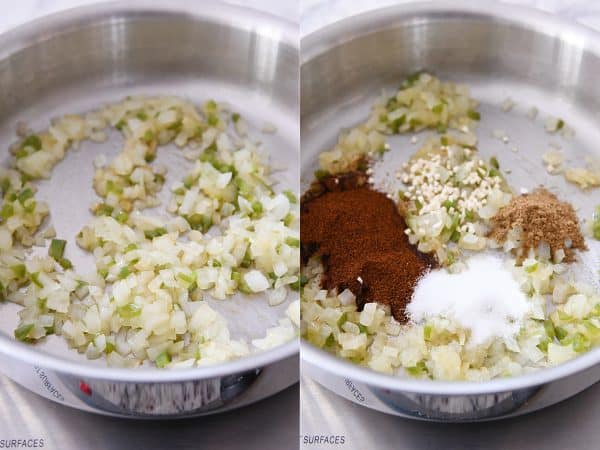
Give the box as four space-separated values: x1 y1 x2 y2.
488 188 586 262
301 171 435 323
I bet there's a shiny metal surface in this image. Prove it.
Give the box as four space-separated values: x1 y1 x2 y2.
0 375 299 450
56 359 300 418
304 351 600 421
301 1 600 421
301 375 600 450
0 1 299 417
0 350 298 418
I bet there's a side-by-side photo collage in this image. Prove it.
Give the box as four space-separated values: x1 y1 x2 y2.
0 1 598 449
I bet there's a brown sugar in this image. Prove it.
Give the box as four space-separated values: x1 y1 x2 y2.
488 188 586 262
301 172 435 322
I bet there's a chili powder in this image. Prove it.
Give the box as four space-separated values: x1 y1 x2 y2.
301 171 436 322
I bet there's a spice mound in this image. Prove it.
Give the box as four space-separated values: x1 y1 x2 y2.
488 188 586 262
301 172 435 322
408 254 530 345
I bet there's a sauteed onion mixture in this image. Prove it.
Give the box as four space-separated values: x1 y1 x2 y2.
302 73 600 381
0 96 299 368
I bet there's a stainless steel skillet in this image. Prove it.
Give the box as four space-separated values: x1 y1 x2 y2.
0 0 299 418
301 1 600 421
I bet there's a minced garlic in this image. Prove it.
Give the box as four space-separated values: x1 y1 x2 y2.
399 135 512 263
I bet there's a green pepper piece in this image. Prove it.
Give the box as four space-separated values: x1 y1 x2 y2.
21 134 42 151
14 323 34 341
117 303 142 318
283 190 297 204
18 188 34 204
467 110 481 121
155 351 171 368
285 237 300 248
49 239 67 260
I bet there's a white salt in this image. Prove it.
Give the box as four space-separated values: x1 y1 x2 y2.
407 254 530 345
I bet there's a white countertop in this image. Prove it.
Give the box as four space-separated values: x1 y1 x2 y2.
300 0 600 35
0 375 299 450
301 375 600 450
4 0 600 34
0 0 298 33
